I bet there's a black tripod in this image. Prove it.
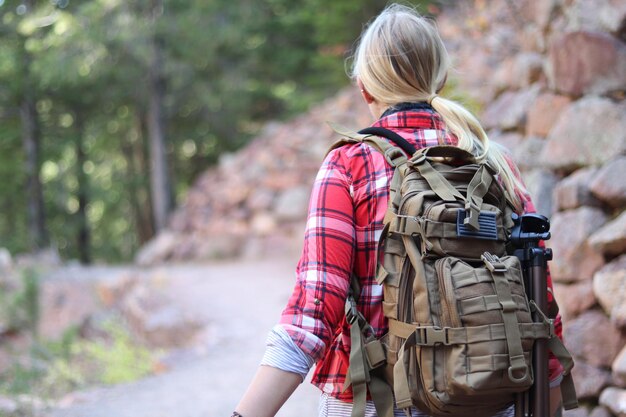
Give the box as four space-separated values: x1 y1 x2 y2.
510 213 552 417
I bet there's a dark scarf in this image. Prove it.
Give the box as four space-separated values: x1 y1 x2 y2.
380 102 434 118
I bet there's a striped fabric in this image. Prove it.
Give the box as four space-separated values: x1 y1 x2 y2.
261 325 313 380
318 393 516 417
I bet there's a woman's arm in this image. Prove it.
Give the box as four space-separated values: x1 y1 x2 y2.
550 385 563 417
234 366 302 417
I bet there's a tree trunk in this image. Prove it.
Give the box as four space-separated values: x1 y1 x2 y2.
146 0 172 233
20 0 47 251
74 112 90 264
20 83 47 251
123 113 154 245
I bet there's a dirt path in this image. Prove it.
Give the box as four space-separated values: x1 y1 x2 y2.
46 259 319 417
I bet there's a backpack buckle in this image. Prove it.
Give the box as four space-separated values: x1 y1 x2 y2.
418 327 451 346
364 339 386 369
345 297 360 325
481 252 507 273
407 153 427 167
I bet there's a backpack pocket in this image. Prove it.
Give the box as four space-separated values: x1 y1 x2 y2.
420 201 507 260
436 256 534 397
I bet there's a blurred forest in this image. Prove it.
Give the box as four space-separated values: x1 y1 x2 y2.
0 0 436 263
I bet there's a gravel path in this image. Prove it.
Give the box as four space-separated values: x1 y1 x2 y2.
46 259 319 417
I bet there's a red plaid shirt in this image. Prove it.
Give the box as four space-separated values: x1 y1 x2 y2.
279 109 562 400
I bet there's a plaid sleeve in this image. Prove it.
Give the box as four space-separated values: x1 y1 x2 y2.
278 147 356 362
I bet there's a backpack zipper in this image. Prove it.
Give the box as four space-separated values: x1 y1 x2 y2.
398 257 415 323
435 258 461 328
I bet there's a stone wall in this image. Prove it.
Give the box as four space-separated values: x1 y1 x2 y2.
136 0 626 414
436 1 626 415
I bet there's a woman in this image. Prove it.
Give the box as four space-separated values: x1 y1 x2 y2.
233 4 564 417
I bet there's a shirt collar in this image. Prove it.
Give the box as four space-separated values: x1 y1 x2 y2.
373 102 446 131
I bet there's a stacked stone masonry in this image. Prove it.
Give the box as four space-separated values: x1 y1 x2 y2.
137 1 626 415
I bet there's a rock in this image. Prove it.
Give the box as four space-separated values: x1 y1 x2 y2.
250 212 278 236
547 31 626 96
563 0 626 35
540 97 626 173
548 207 607 282
553 281 597 321
590 158 626 208
135 232 180 266
593 255 626 328
564 408 590 417
526 93 572 138
122 283 203 348
571 361 614 399
590 406 613 417
599 387 626 417
39 277 100 341
564 309 626 367
481 85 541 131
519 25 546 53
248 188 276 212
490 131 523 155
186 233 243 260
553 167 602 212
512 137 546 171
590 211 626 256
96 272 139 308
519 0 558 30
521 168 559 216
274 186 310 222
614 345 626 387
510 52 545 89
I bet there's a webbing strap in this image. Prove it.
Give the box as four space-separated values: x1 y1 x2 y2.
348 316 368 417
345 276 394 417
459 294 528 316
547 336 579 410
483 253 530 385
391 217 508 241
412 158 465 202
393 331 420 411
464 165 493 230
384 170 405 225
387 319 551 344
369 369 394 417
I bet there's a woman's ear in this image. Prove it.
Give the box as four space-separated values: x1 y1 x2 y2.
357 79 376 104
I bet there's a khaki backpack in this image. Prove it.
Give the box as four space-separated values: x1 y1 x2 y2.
328 124 577 417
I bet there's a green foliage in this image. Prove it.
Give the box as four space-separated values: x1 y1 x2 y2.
0 268 40 337
76 320 154 385
0 318 156 398
0 0 438 262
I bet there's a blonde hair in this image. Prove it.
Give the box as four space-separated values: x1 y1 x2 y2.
350 4 526 211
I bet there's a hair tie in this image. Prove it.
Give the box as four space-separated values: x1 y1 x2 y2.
427 94 438 105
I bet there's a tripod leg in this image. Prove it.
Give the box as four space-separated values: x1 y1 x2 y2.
531 257 549 417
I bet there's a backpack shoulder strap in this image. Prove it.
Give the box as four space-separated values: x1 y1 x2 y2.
327 122 412 168
358 127 416 156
